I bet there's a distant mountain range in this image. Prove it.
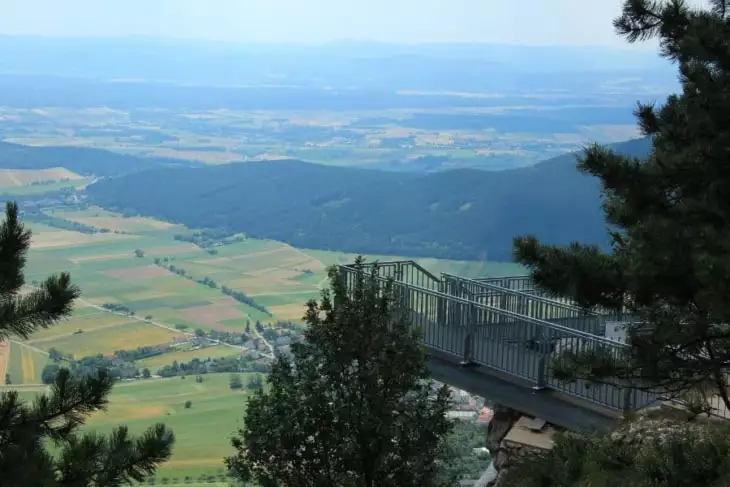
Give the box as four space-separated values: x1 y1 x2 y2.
86 137 652 261
0 37 675 92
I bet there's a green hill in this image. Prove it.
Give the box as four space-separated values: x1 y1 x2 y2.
0 141 200 177
86 138 652 261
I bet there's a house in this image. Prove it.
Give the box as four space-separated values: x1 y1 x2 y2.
275 336 292 347
476 407 494 424
446 410 477 421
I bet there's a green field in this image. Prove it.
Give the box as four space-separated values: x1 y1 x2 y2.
6 373 259 482
5 207 522 478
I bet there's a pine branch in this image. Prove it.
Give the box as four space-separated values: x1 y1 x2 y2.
0 273 80 340
0 201 31 298
513 236 626 310
29 368 114 441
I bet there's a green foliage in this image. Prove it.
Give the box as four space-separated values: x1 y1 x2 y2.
0 201 175 486
505 421 730 487
436 421 491 485
226 258 453 486
229 374 243 390
513 0 730 411
245 375 263 390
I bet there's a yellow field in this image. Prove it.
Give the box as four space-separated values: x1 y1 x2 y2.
268 304 308 321
7 341 49 384
0 340 9 380
52 207 180 233
47 321 185 358
27 312 138 343
0 167 82 188
30 229 136 250
20 346 37 383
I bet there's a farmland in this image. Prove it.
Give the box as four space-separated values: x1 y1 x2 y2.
0 167 82 188
0 104 640 173
2 205 523 480
3 372 260 484
8 206 523 384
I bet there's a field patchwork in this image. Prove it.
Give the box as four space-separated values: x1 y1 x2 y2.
0 167 83 188
7 341 50 384
21 208 522 367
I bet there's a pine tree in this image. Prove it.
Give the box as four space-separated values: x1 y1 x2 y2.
226 258 453 487
514 0 730 413
0 201 174 486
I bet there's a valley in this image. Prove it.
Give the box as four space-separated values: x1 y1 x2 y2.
0 38 667 485
1 200 522 481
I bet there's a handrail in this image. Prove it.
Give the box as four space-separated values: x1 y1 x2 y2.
475 276 535 289
441 273 595 316
341 265 629 348
341 260 441 286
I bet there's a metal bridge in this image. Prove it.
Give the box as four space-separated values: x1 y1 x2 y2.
339 260 657 432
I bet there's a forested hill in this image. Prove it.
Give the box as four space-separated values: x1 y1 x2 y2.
86 137 652 261
0 141 200 177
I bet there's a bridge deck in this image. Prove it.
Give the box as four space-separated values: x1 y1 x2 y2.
340 261 657 428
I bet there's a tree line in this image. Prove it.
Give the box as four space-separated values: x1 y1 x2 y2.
151 258 271 315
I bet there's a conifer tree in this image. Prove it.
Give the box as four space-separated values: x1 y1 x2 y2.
0 201 174 486
226 258 453 487
505 1 730 485
514 0 730 412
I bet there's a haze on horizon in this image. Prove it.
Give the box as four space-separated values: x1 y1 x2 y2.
0 0 704 48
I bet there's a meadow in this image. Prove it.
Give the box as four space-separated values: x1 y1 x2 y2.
4 372 259 484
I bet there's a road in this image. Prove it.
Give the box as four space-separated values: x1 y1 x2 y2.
75 297 275 360
20 285 276 361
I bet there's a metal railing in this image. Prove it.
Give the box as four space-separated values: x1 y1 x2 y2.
339 262 655 413
441 273 611 336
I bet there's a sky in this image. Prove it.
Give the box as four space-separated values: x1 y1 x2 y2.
0 0 692 48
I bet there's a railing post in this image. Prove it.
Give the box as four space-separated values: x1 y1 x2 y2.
622 386 635 413
533 357 547 391
533 327 550 391
460 303 477 366
499 291 507 325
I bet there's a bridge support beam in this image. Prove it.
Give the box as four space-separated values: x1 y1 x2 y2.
427 349 621 432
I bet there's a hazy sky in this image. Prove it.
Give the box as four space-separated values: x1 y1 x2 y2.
0 0 705 47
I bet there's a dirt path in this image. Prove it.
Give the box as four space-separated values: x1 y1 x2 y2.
287 246 329 290
0 340 9 382
11 340 49 356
